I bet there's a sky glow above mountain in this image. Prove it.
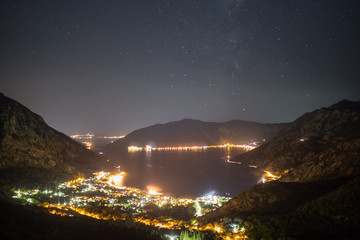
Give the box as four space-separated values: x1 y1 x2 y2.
1 0 359 135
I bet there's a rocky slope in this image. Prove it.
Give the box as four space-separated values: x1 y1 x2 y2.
104 119 287 153
232 99 360 182
0 93 107 181
202 176 360 238
201 100 360 239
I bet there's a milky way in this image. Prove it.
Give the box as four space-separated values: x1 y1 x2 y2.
1 0 359 134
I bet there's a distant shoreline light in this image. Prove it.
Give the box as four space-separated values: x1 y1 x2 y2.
70 134 125 139
128 143 256 152
70 134 125 150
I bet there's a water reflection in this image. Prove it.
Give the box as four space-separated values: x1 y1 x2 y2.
110 148 258 198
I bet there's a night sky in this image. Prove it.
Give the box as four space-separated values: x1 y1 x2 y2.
1 0 360 135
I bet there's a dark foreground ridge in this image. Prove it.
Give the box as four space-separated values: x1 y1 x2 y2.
0 199 162 240
201 99 360 239
103 118 287 153
0 93 108 184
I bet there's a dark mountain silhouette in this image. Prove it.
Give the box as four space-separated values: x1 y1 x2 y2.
103 119 287 153
201 100 360 239
0 93 107 183
0 199 162 240
232 99 360 182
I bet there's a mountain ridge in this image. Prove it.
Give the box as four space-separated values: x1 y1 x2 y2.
231 99 360 182
201 99 360 239
103 118 288 153
0 93 108 182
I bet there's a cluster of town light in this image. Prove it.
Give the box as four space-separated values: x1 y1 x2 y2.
12 171 249 239
258 170 283 184
128 143 256 152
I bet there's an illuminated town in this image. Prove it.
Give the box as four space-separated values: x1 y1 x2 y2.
12 171 251 240
128 143 257 152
